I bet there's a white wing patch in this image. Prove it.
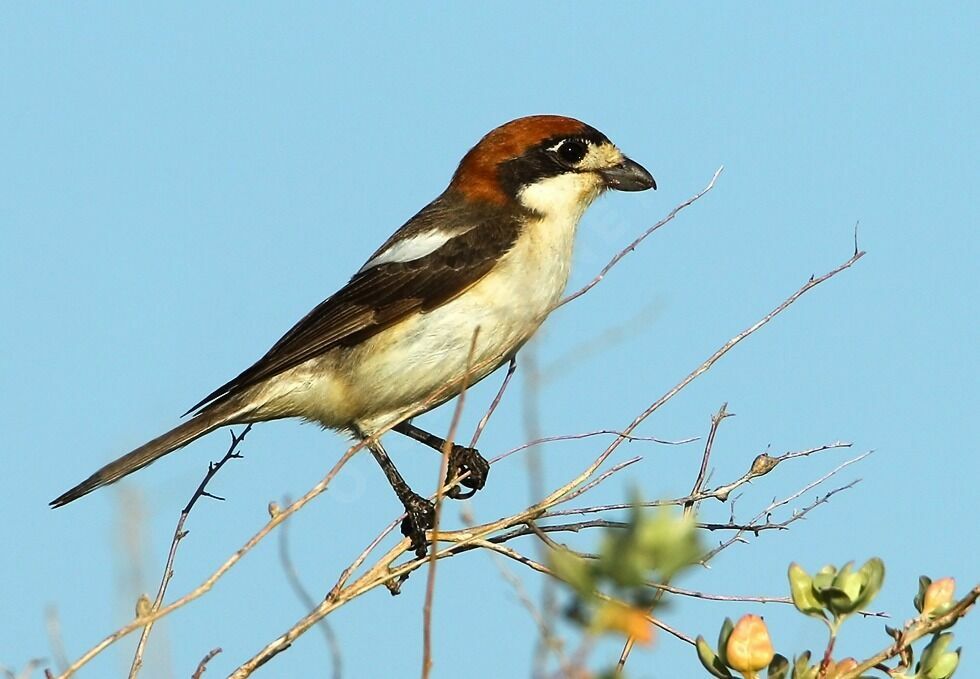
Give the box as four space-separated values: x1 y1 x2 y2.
359 229 458 272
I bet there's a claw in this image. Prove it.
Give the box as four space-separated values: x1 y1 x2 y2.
446 445 490 499
400 492 435 558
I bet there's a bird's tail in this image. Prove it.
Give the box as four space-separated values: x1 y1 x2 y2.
50 410 234 508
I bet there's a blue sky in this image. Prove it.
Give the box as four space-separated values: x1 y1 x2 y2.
2 3 977 677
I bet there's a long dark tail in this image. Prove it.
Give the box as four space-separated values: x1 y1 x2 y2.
50 410 235 508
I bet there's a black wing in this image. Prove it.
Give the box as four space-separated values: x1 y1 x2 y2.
186 197 521 415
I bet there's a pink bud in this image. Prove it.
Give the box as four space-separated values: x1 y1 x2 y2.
923 577 956 615
828 657 859 678
725 614 774 673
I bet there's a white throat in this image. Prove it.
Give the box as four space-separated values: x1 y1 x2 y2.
518 172 604 225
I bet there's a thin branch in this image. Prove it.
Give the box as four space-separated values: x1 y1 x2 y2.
44 606 69 674
539 299 663 386
622 403 733 670
492 430 696 465
128 425 251 679
700 452 871 563
557 166 724 308
484 536 572 673
598 247 866 489
488 518 781 546
543 442 853 518
278 502 342 679
190 648 221 679
520 345 557 679
327 518 401 598
469 356 517 449
421 329 479 679
57 436 363 679
685 404 731 516
549 456 644 506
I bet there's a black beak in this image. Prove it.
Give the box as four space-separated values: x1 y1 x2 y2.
600 156 656 191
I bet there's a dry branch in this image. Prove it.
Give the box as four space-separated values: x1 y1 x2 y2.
128 425 250 679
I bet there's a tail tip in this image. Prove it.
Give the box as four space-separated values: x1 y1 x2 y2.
50 480 97 508
50 491 76 508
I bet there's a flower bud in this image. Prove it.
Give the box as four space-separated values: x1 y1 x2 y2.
922 577 955 616
827 657 858 678
725 614 774 673
593 601 653 645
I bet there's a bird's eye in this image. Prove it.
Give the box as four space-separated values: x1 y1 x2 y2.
555 139 587 165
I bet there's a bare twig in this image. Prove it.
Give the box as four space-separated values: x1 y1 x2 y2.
520 346 558 679
557 166 724 308
487 544 572 672
278 501 342 679
44 606 69 674
57 436 363 679
685 404 731 516
128 425 251 679
543 442 853 519
469 356 517 449
492 430 696 465
700 452 870 563
421 329 479 679
539 299 663 386
596 247 865 489
190 648 221 679
549 457 644 506
327 517 402 598
621 403 733 670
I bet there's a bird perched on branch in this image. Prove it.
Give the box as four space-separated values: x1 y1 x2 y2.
51 115 656 556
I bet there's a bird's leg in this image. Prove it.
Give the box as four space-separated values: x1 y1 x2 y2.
364 437 433 558
393 421 490 500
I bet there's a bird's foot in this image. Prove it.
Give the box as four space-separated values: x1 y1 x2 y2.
446 445 490 500
400 492 435 558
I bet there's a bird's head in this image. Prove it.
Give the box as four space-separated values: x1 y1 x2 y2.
448 115 655 218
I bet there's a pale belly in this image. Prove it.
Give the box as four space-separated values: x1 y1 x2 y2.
245 207 582 435
342 230 573 433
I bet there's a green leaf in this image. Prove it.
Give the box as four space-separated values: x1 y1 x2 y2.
813 565 837 591
831 561 855 589
717 617 734 666
791 651 816 679
550 547 595 600
832 563 863 604
696 635 734 678
852 557 885 611
925 648 961 679
920 633 954 675
817 586 854 617
788 564 826 618
767 654 789 679
596 507 701 589
634 509 702 578
914 575 933 613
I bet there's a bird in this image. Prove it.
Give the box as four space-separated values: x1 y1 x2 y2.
51 114 656 556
